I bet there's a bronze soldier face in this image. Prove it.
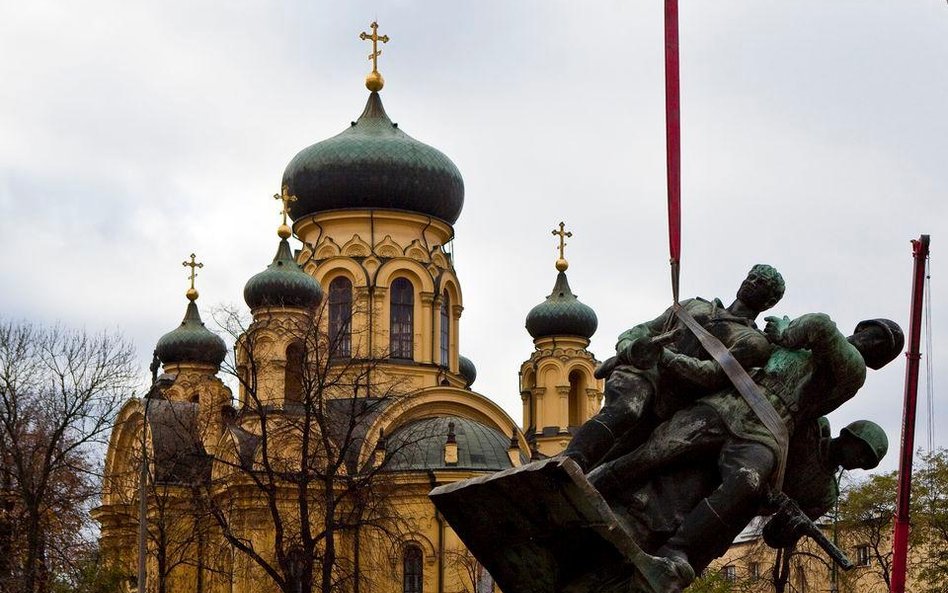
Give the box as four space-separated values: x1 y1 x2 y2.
736 265 785 313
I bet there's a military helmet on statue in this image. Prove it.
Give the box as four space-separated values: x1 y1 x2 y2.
840 420 889 470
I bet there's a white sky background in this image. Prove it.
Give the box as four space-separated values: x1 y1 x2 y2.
1 1 946 475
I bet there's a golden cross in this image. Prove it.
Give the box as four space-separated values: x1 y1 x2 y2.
274 186 297 226
359 21 389 73
182 253 203 291
552 222 572 260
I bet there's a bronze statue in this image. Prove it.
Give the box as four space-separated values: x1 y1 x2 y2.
587 314 903 591
430 269 903 593
564 265 785 472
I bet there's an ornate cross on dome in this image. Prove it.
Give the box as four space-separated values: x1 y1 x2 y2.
552 222 572 272
275 186 297 226
274 186 297 239
182 253 203 301
360 21 389 91
552 222 572 259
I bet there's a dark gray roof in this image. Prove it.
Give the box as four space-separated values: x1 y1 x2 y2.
384 416 521 472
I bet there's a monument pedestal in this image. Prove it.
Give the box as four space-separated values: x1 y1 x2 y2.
430 458 655 593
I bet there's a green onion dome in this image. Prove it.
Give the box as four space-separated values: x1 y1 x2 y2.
281 92 464 224
458 355 477 388
155 301 227 367
525 271 598 340
243 239 323 310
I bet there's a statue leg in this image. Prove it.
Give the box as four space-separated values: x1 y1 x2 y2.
587 405 725 500
657 439 776 575
563 365 654 472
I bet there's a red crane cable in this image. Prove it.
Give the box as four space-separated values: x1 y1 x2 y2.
890 234 930 593
665 0 681 304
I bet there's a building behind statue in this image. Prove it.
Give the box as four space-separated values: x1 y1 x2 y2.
94 35 605 593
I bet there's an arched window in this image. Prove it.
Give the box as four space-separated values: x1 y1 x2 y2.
440 290 450 367
390 278 414 360
568 369 586 428
285 342 304 403
329 277 352 358
403 544 423 593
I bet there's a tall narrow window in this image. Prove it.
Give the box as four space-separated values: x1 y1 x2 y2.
329 277 352 358
440 290 450 367
568 370 586 428
403 545 423 593
390 278 414 360
285 342 304 403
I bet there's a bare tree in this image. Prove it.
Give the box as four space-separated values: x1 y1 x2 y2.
0 321 137 593
195 304 423 593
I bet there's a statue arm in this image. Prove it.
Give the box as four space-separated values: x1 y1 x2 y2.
658 331 773 390
616 306 675 354
772 313 867 413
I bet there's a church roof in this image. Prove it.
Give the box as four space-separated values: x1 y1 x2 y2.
155 301 227 367
525 271 598 340
243 238 323 310
281 92 464 224
384 416 521 472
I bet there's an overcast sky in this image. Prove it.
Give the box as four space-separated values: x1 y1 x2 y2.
2 1 946 474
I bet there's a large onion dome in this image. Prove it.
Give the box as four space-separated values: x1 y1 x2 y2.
244 239 323 310
281 92 464 224
458 355 477 388
155 301 227 367
525 271 598 340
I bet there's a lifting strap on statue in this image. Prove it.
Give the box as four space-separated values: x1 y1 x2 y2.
663 0 787 492
673 306 788 491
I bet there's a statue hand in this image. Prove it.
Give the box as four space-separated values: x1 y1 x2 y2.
619 337 661 369
764 315 791 346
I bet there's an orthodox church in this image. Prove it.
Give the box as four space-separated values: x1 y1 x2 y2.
95 23 604 593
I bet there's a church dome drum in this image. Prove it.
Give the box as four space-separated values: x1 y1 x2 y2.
281 92 464 224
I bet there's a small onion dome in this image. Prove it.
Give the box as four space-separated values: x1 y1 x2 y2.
458 355 477 388
155 301 227 367
525 271 598 339
243 239 323 310
281 92 465 224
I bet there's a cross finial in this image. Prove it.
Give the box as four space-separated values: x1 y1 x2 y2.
274 186 297 239
182 253 203 301
552 222 572 272
359 21 390 92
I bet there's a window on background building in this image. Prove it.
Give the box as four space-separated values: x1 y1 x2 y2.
284 342 305 403
721 565 737 582
403 544 423 593
440 290 450 367
329 277 352 358
856 544 872 567
390 278 414 360
748 562 760 580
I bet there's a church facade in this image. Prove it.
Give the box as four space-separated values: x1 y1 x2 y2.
94 31 604 593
